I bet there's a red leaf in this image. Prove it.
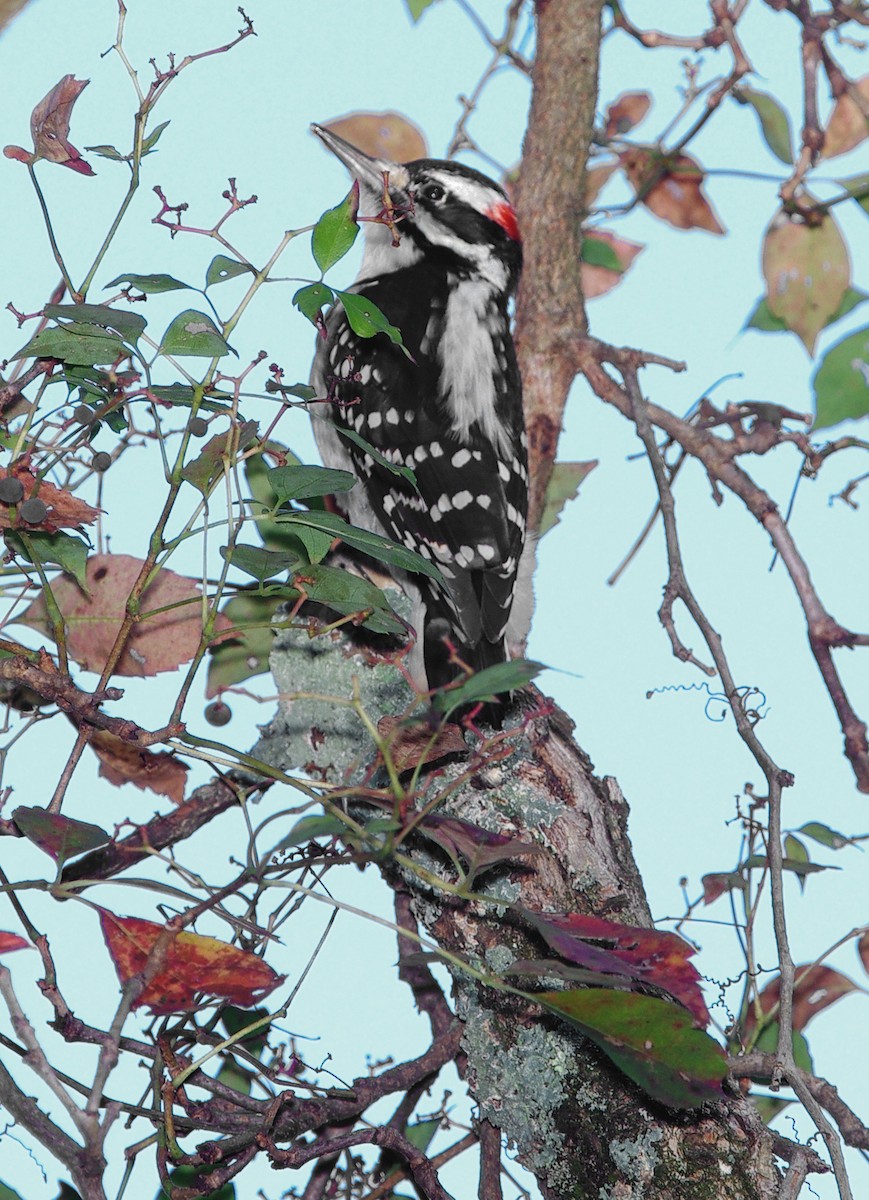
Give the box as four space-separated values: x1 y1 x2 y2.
0 932 30 955
523 909 710 1026
750 965 859 1033
99 910 284 1014
29 75 95 175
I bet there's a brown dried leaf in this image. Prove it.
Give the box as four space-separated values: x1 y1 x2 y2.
322 111 428 163
377 715 466 772
585 159 618 206
0 465 100 532
605 91 652 140
29 74 95 175
822 76 869 159
761 209 850 352
99 910 284 1013
582 229 644 299
88 728 189 804
20 553 232 676
619 148 725 235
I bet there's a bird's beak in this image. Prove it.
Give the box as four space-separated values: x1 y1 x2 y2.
311 123 408 193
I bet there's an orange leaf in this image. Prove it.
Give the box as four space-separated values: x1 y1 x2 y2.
761 209 850 352
20 553 232 676
619 148 725 235
321 111 428 163
88 728 189 804
0 931 30 954
29 75 95 175
0 465 100 533
604 91 652 140
99 910 284 1013
822 76 869 159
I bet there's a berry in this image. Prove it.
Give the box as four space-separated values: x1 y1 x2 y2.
205 700 232 727
189 417 209 437
19 498 48 524
92 452 112 473
0 478 25 504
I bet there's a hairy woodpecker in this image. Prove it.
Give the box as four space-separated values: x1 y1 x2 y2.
308 123 529 697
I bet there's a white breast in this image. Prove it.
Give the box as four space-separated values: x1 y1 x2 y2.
438 279 509 457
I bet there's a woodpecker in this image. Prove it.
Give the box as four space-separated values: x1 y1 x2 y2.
308 123 529 699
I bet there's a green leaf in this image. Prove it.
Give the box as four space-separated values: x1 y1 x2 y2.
745 288 867 336
206 593 282 695
755 1022 814 1074
12 807 110 868
181 420 259 494
13 323 127 366
105 272 192 294
434 659 543 716
335 290 407 352
276 813 348 849
734 87 794 164
276 508 443 581
0 1182 26 1200
293 282 334 325
403 1117 440 1152
405 0 439 19
286 522 335 564
796 821 855 850
155 1165 235 1200
538 461 597 537
160 309 231 358
86 144 125 161
6 530 89 589
205 255 254 288
141 119 170 155
243 446 321 554
752 1094 796 1125
333 421 418 486
44 303 147 343
221 1005 270 1058
312 183 360 274
266 464 356 504
287 562 405 633
580 235 623 271
147 383 233 413
837 171 869 215
537 988 726 1109
220 544 299 582
813 325 869 428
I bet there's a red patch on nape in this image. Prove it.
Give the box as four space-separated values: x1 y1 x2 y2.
487 200 520 242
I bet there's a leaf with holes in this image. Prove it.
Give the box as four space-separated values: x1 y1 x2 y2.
45 303 147 343
160 309 231 358
13 807 110 867
13 323 127 366
312 182 360 274
293 282 334 327
335 289 409 354
538 988 726 1109
795 821 856 850
744 288 867 337
19 554 232 676
748 965 859 1034
99 910 283 1014
205 255 253 288
761 209 851 352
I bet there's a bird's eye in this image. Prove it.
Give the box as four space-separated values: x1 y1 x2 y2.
422 183 446 203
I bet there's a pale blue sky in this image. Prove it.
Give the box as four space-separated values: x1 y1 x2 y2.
0 3 867 1198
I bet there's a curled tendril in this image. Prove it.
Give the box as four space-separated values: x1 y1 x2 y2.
646 681 769 725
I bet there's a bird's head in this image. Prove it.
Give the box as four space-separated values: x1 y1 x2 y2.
311 123 521 292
